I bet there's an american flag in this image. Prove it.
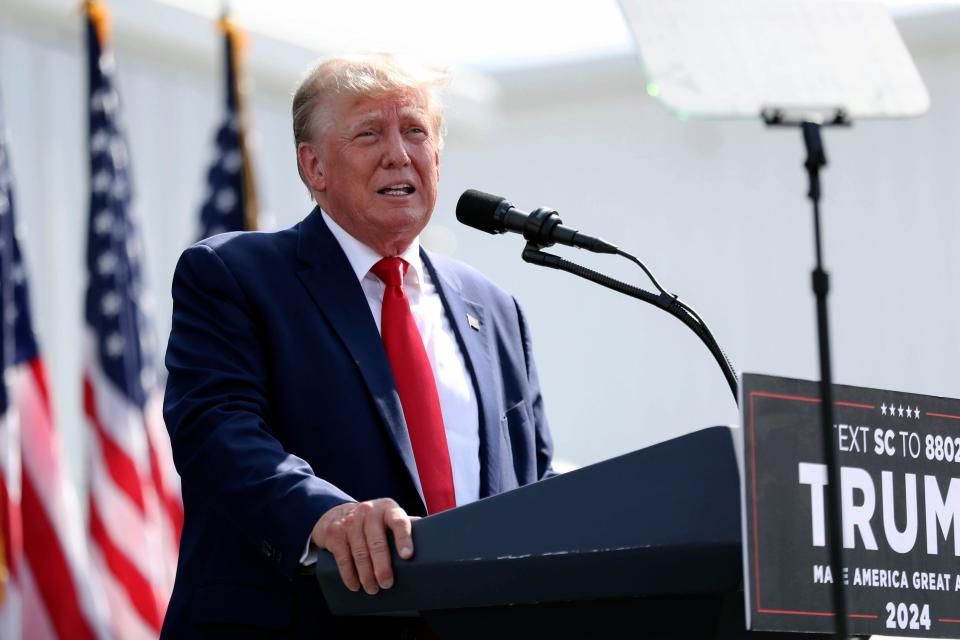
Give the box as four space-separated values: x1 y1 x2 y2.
198 16 257 239
82 3 182 638
0 94 111 639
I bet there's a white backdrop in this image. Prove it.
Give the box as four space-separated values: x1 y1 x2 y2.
1 1 958 486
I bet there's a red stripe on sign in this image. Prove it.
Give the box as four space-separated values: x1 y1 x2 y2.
927 412 960 421
758 609 876 619
89 499 162 632
749 393 762 610
21 471 97 640
758 608 835 617
939 618 960 623
750 391 874 409
83 375 146 513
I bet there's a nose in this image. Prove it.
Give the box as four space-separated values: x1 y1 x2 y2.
380 128 411 168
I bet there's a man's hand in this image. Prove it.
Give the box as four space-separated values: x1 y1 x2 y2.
311 498 416 595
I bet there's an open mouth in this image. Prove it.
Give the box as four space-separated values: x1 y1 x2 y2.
377 183 415 196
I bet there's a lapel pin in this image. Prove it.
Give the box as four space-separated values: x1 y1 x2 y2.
466 314 481 331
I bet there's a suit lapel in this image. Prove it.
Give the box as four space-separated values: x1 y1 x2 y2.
295 209 425 511
421 250 502 498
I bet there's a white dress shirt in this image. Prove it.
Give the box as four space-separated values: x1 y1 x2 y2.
321 211 481 506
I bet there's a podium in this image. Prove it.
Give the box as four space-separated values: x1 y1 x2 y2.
315 426 830 638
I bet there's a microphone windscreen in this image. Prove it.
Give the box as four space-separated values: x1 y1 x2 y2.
456 189 507 234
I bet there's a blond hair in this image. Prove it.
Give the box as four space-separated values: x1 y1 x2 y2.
292 53 449 186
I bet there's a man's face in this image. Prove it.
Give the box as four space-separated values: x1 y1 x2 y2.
304 89 441 255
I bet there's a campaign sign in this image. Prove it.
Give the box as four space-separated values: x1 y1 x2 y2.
742 373 960 638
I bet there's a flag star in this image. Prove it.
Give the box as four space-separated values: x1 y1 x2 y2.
104 333 125 358
215 187 238 213
98 52 116 75
101 291 122 316
11 263 25 285
881 403 888 416
898 405 904 417
140 368 155 391
110 138 129 169
91 128 110 153
94 209 114 234
97 252 118 276
914 407 920 419
92 169 112 194
221 149 243 173
110 177 129 201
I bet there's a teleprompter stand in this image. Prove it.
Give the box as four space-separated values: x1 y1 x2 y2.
763 107 853 637
316 426 832 639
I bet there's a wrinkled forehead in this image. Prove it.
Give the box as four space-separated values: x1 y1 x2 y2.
318 88 437 134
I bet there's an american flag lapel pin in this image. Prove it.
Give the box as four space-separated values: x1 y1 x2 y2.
466 313 480 331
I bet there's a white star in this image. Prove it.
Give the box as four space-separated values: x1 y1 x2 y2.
126 237 140 261
914 407 921 419
92 169 112 194
98 52 116 75
110 177 129 201
104 333 125 358
101 291 122 316
215 187 238 213
140 368 155 391
97 252 118 276
94 209 114 234
11 263 25 285
221 149 243 174
91 129 110 153
110 137 128 169
881 403 888 416
898 405 904 417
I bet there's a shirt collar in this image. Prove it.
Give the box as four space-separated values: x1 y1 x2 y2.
320 209 423 289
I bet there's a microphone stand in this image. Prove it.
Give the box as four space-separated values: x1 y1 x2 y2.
763 107 852 639
520 242 739 404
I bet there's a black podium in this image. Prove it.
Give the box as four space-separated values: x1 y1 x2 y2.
315 426 830 639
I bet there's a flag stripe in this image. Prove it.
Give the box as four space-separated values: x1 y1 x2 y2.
88 501 161 632
83 376 146 513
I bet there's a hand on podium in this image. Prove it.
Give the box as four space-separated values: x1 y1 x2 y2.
311 499 417 595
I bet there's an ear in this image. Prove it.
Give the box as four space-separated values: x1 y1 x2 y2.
297 142 326 193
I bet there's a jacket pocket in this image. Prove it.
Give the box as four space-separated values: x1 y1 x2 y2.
500 400 534 486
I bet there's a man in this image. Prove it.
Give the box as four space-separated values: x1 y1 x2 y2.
161 53 553 638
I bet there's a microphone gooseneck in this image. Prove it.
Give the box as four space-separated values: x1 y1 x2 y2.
456 188 739 403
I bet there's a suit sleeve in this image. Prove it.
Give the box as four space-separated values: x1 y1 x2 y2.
163 243 354 579
514 299 555 479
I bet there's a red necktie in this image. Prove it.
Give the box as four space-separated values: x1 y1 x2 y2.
371 257 456 514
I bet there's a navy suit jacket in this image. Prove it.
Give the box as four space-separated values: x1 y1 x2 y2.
161 208 553 638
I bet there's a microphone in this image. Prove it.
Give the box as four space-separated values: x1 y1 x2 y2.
455 189 618 254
